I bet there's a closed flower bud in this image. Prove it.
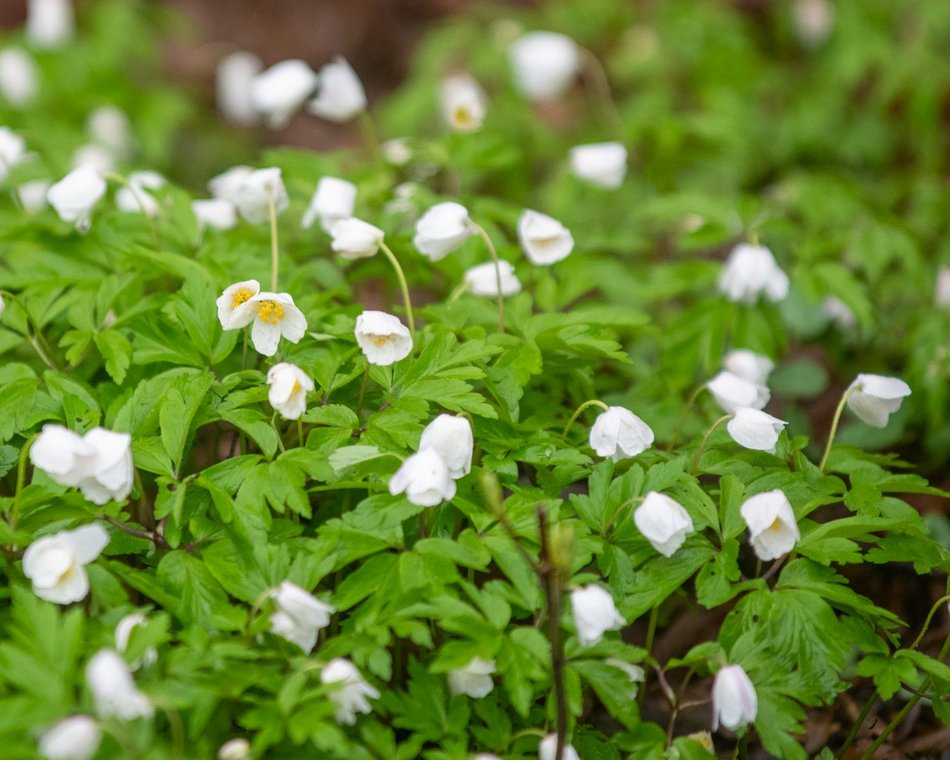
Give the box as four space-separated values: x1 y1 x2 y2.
302 176 357 232
86 649 153 720
726 408 787 453
538 734 581 760
846 373 911 428
308 57 367 123
115 171 165 217
266 363 314 420
718 243 789 304
27 0 74 49
569 142 628 188
570 584 625 646
330 218 384 260
509 31 580 100
712 664 757 732
47 165 107 232
38 716 101 760
115 612 158 669
232 167 289 224
589 406 654 461
518 210 574 265
217 51 262 126
251 59 318 128
269 580 334 654
22 524 109 604
218 739 252 760
740 489 799 561
389 448 457 507
0 127 27 183
354 310 412 366
0 48 38 107
447 657 495 698
414 202 474 261
722 349 773 386
634 492 694 557
464 260 521 297
192 198 237 231
320 658 379 725
707 371 769 414
419 414 473 479
441 72 487 131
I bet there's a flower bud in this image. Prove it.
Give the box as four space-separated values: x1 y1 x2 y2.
218 739 252 760
634 492 694 557
712 664 757 731
509 31 580 100
718 243 789 304
38 715 101 760
538 733 581 760
570 585 625 646
569 142 627 189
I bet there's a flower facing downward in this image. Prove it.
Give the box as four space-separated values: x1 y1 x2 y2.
589 406 655 461
267 363 314 420
308 57 367 123
569 142 628 189
441 73 487 131
419 414 473 480
269 581 334 654
216 279 260 330
739 489 800 561
706 371 769 414
936 267 950 308
232 167 289 224
0 49 38 108
217 739 252 760
27 0 75 49
538 734 581 760
250 59 319 128
634 492 694 557
302 176 357 232
216 51 262 126
330 218 384 260
727 408 787 453
192 198 237 231
447 657 496 698
389 448 457 507
0 127 27 183
320 658 380 725
570 585 625 646
208 165 254 203
508 31 580 100
712 665 757 732
220 289 307 357
718 243 789 304
722 350 774 386
23 524 110 605
846 374 912 428
18 179 50 213
354 310 412 366
518 210 574 266
115 612 158 669
47 165 106 231
86 649 153 720
414 202 474 261
38 715 101 760
464 260 521 297
115 171 165 217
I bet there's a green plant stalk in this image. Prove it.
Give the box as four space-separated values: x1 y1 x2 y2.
471 223 505 334
690 414 732 475
11 434 36 530
579 47 625 139
819 385 858 472
537 506 568 760
835 693 877 759
561 399 610 441
269 188 279 292
639 605 660 707
358 110 381 159
379 242 415 337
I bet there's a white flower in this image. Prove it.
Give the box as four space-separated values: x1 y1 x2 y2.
727 409 787 453
706 371 770 414
216 279 260 330
447 657 495 698
86 649 153 720
70 144 114 174
38 716 101 760
330 218 384 260
232 167 289 224
0 127 27 183
301 176 357 232
569 142 628 189
0 48 38 107
589 406 654 461
0 294 4 318
712 664 757 732
354 310 412 366
217 51 262 126
518 210 574 265
846 374 911 428
115 612 158 669
320 658 379 725
267 363 314 420
414 202 474 261
823 297 856 330
740 489 799 561
464 260 521 297
251 59 318 128
794 0 835 46
382 137 413 167
570 585 625 646
269 580 334 654
18 179 50 213
936 267 950 308
22 524 109 605
633 492 694 557
509 31 580 100
718 243 790 304
115 171 165 217
389 448 457 507
722 350 773 386
218 739 252 760
441 72 487 131
192 198 237 231
308 57 367 123
209 165 254 203
47 165 106 231
227 291 308 357
27 0 74 49
87 106 133 161
419 414 473 480
538 734 581 760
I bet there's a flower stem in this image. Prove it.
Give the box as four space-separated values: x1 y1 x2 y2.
835 693 878 759
447 280 469 303
909 595 950 651
269 187 279 291
639 605 660 707
471 222 505 334
358 110 381 159
690 414 732 475
379 242 415 338
561 399 610 441
818 385 859 472
356 365 370 420
537 506 568 760
579 47 625 139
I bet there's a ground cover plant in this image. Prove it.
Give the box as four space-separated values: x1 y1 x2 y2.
0 0 949 757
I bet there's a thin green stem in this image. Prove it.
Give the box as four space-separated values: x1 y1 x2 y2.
835 693 877 759
471 222 505 334
690 414 732 475
447 281 469 303
358 110 381 159
561 399 610 441
272 413 286 454
269 188 279 292
579 47 625 139
356 365 370 421
379 242 415 337
297 419 305 448
11 434 36 530
819 385 859 472
909 595 950 651
1 290 61 371
537 507 568 760
639 606 660 708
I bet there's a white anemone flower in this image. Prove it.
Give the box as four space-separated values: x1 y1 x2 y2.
47 165 106 232
518 209 574 265
18 179 50 213
227 291 308 357
448 657 496 698
538 734 581 760
712 664 758 732
570 585 625 646
722 350 773 386
330 218 384 260
87 106 134 162
414 202 474 261
0 127 27 183
115 171 165 217
216 51 262 126
308 57 367 123
464 260 521 297
208 165 254 203
320 658 380 725
38 715 101 760
70 144 114 174
27 0 75 49
569 142 628 188
419 414 473 480
794 0 835 46
508 31 580 100
727 409 787 453
846 374 911 428
251 59 319 128
739 489 800 561
217 739 252 760
389 448 457 507
266 363 314 420
192 198 237 231
216 279 260 330
115 612 158 669
0 48 38 107
441 72 487 131
823 296 857 330
269 580 334 654
935 267 950 308
718 243 789 304
232 167 289 224
589 406 654 461
633 492 694 557
707 371 769 414
302 176 357 232
22 524 109 605
354 310 412 366
85 649 153 720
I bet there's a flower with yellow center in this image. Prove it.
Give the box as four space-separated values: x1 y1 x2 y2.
441 73 486 132
739 489 800 561
266 363 314 420
217 279 261 329
218 282 307 357
22 524 110 604
354 310 412 366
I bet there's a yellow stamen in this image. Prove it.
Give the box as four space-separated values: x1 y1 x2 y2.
290 380 301 396
768 517 784 533
453 106 473 128
256 300 284 325
369 334 392 347
231 288 254 309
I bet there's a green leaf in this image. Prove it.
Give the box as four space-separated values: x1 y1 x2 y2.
93 330 133 384
159 371 214 473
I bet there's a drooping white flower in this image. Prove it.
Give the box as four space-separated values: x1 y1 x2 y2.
22 524 109 605
447 657 495 698
320 658 380 725
70 144 114 174
419 414 473 480
216 51 263 126
727 409 787 453
232 167 289 224
722 350 773 386
706 371 769 414
226 291 307 357
308 57 367 123
633 492 694 557
845 374 911 428
266 363 314 420
712 664 757 732
115 171 165 217
517 209 574 265
354 310 412 366
414 202 474 261
87 106 134 162
936 267 950 308
739 489 799 561
192 198 237 231
301 176 357 232
509 31 580 100
251 59 319 128
0 48 38 107
217 739 252 760
441 72 487 131
47 165 107 231
718 243 789 304
38 715 101 760
216 279 260 330
0 127 27 183
389 448 457 507
27 0 75 49
464 260 521 297
18 179 50 213
269 580 334 654
330 218 384 260
208 165 254 203
115 612 158 669
570 585 625 646
589 406 654 461
794 0 835 46
569 142 628 189
86 649 153 720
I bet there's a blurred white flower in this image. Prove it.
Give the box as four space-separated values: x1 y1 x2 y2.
266 363 314 420
308 57 367 123
718 243 789 304
330 218 384 260
846 374 911 428
216 279 260 330
38 715 101 760
794 0 835 46
722 350 773 386
464 260 521 297
447 657 495 698
538 734 580 760
0 127 27 183
217 51 262 126
414 202 474 261
320 658 379 725
208 165 254 203
936 267 950 308
569 142 628 188
232 167 289 224
47 165 106 231
0 48 38 107
441 72 487 131
712 664 757 732
18 179 50 213
227 290 307 357
634 492 694 557
382 137 413 167
115 171 165 217
570 584 625 646
115 612 158 669
192 198 237 231
302 176 357 232
518 210 574 265
86 649 153 720
740 489 799 561
27 0 74 49
251 59 318 128
218 739 252 760
269 580 334 654
389 448 457 507
419 414 473 480
87 106 134 162
70 144 114 174
354 310 412 366
707 371 769 414
509 31 580 100
589 406 654 461
23 524 109 604
823 296 856 330
727 408 786 453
